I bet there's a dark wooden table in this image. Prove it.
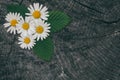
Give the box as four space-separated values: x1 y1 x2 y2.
0 0 120 80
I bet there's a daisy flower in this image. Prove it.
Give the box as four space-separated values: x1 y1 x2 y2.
4 12 22 34
17 17 35 36
26 3 49 20
18 35 36 50
33 20 50 41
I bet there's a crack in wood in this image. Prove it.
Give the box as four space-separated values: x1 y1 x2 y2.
95 18 120 24
74 0 104 14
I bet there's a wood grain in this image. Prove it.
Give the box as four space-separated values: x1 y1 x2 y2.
0 0 120 80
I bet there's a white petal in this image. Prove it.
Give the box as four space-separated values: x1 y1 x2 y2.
29 4 35 12
4 23 10 27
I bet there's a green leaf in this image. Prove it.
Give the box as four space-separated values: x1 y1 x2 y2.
48 11 71 33
33 37 54 61
6 4 28 17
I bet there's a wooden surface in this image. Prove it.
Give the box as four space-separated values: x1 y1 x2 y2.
0 0 120 80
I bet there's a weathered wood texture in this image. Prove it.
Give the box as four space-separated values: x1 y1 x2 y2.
0 0 120 80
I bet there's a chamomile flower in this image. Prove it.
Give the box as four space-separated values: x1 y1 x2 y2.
33 20 50 41
4 12 22 34
17 17 35 36
26 3 49 20
18 35 36 50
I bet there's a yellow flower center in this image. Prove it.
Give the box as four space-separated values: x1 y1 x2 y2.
22 22 29 30
24 37 31 44
10 19 18 26
32 10 41 19
36 26 44 34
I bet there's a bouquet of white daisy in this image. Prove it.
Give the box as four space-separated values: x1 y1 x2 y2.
4 3 71 61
